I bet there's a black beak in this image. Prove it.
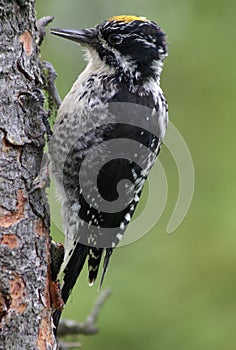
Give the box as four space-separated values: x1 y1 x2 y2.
50 27 98 46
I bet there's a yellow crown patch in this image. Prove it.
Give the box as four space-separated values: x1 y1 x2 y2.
108 15 149 23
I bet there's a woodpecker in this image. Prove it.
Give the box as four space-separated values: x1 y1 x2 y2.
49 15 168 328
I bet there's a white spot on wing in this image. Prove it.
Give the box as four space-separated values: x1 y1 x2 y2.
116 233 123 241
125 213 131 222
120 222 125 230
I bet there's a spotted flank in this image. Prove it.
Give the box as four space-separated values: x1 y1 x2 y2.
108 15 149 23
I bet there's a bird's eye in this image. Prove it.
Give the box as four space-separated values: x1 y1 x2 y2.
108 34 123 45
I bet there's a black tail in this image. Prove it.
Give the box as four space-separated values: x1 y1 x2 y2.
53 243 88 332
99 248 113 289
87 247 113 287
53 244 113 334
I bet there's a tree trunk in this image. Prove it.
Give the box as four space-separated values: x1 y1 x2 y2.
0 1 56 349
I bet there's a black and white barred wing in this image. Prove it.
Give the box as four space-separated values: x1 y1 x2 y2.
50 90 168 291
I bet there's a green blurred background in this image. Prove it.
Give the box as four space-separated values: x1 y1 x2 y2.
37 1 236 349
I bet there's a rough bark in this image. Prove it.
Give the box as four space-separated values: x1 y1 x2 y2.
0 1 56 349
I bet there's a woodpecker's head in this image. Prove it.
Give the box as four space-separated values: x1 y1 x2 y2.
51 15 167 83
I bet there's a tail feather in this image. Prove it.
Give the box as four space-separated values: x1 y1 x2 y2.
52 310 61 333
61 243 88 303
99 248 113 290
53 244 113 333
88 247 103 286
53 242 88 331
